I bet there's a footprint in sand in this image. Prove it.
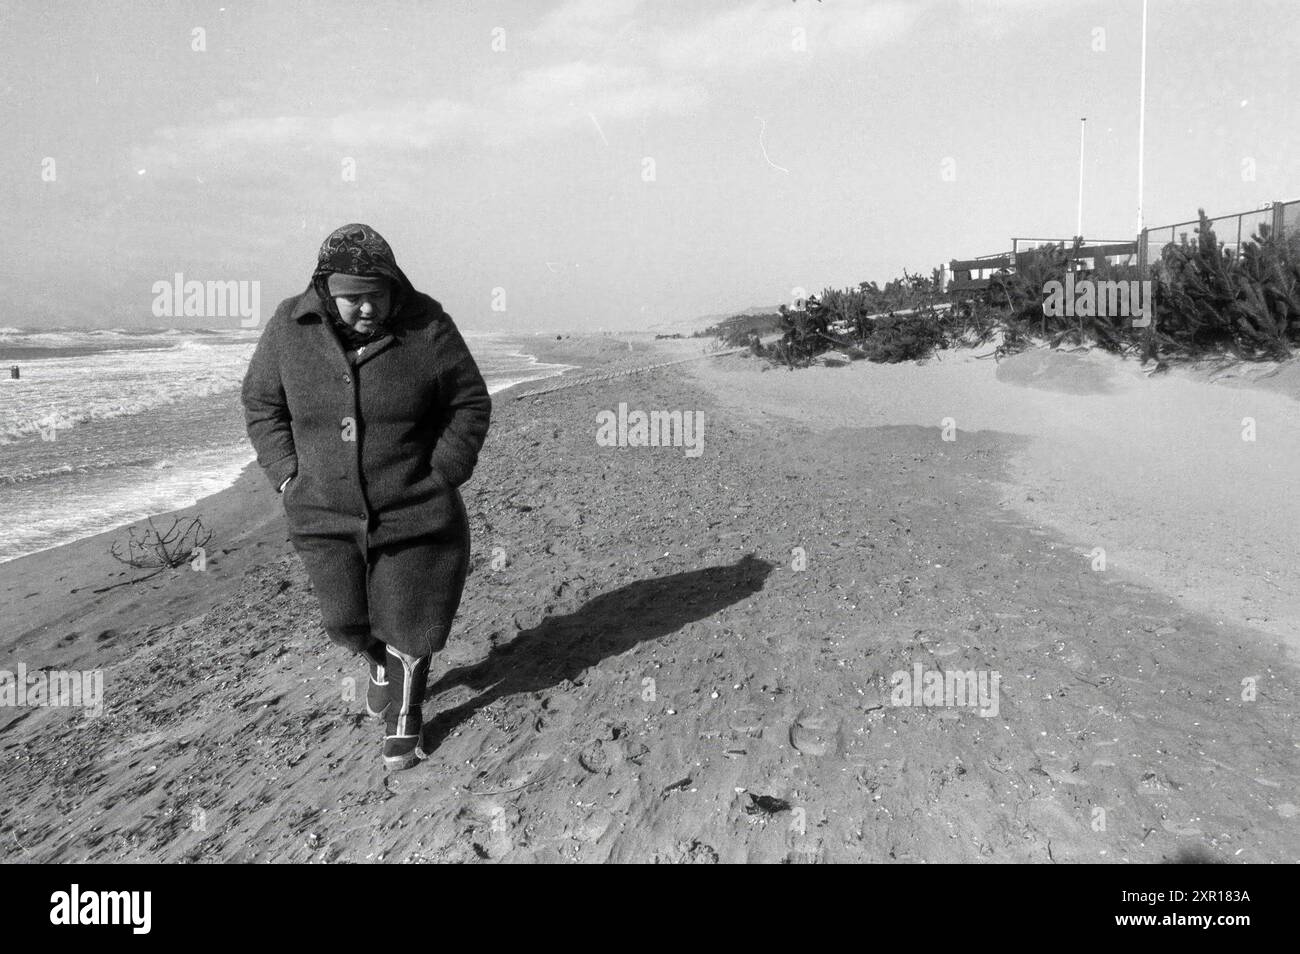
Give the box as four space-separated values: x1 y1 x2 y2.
577 737 647 774
469 749 556 794
790 711 839 757
578 740 617 774
728 706 765 737
574 809 615 843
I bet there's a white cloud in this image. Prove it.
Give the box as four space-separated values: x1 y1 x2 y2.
657 0 920 75
528 0 926 77
134 56 707 174
328 100 473 149
131 1 923 175
492 62 704 143
532 0 646 46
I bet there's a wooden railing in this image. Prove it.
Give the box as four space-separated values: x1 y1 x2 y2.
948 240 1138 298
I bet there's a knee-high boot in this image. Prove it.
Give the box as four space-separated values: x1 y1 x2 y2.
382 646 430 770
363 641 389 720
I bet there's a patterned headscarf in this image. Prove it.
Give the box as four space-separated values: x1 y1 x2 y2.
310 223 416 335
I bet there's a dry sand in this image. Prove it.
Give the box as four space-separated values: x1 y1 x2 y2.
2 335 1297 863
689 345 1300 657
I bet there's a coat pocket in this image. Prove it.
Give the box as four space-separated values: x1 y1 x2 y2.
282 472 306 508
427 464 451 491
410 468 447 502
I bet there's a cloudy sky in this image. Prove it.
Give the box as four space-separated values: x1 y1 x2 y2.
2 0 1296 330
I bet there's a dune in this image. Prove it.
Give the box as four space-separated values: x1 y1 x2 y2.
686 345 1300 657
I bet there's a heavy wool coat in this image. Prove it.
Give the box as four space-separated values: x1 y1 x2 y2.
241 233 491 549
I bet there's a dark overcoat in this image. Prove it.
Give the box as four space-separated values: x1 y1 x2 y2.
241 254 491 550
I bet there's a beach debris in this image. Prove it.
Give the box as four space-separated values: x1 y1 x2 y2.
660 776 693 798
744 793 791 816
107 516 213 585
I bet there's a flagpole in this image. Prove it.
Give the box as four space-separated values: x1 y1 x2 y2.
1077 117 1087 241
1136 0 1148 234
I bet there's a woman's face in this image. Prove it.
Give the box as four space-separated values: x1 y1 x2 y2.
332 287 392 335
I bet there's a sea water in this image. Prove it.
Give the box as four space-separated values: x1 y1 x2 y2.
0 327 569 563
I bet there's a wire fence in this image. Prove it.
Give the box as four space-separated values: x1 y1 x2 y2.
1139 199 1300 267
953 199 1300 287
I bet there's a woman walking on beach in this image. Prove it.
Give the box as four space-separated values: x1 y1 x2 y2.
241 223 491 770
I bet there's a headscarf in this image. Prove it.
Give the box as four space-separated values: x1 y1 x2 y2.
310 223 417 343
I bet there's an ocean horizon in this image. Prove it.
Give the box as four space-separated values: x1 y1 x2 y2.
0 326 572 564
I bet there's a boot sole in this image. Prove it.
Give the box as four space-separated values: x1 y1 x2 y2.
382 733 426 771
383 750 422 771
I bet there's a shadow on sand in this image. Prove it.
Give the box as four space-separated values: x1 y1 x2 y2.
421 553 773 752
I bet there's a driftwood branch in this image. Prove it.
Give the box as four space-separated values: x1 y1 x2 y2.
107 516 213 578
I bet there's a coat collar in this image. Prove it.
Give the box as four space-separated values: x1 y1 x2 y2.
290 285 330 323
352 333 396 366
291 286 401 364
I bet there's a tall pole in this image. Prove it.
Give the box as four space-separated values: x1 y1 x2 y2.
1136 0 1148 235
1077 117 1087 241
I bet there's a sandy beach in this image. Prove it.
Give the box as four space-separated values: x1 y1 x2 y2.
2 335 1297 863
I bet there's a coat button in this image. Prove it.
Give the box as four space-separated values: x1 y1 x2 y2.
343 374 351 383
